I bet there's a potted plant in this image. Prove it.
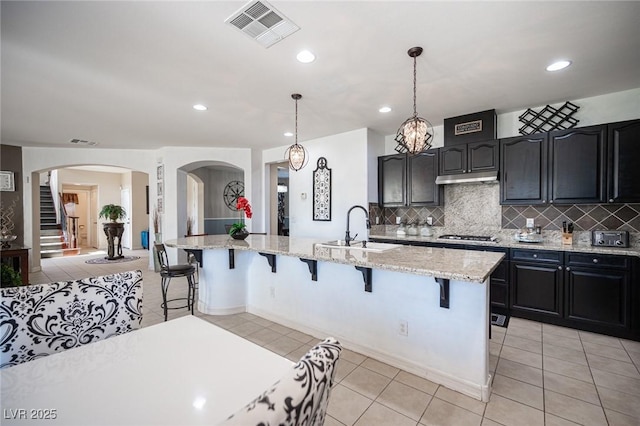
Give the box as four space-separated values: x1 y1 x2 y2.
1 264 22 288
99 204 127 222
229 197 252 240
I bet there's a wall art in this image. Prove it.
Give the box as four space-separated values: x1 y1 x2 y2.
313 157 331 221
0 171 15 192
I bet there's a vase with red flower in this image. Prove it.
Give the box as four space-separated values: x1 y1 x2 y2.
229 196 252 240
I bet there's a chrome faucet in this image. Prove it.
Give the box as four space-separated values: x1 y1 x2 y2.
345 205 371 246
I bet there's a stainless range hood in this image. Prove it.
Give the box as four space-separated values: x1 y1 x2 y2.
435 170 499 185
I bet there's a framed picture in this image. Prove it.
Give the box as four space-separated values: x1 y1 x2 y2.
157 181 163 197
312 157 331 221
0 171 15 192
157 197 164 214
157 164 164 181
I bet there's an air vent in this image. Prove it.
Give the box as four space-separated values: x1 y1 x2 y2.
69 138 98 146
225 0 300 48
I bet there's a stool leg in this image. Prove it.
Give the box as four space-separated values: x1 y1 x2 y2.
187 275 195 315
161 275 171 321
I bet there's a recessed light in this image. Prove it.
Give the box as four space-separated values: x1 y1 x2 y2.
296 50 315 63
546 60 571 72
379 106 392 113
284 132 294 137
193 104 208 111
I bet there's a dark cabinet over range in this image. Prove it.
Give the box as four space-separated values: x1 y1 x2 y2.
439 140 499 176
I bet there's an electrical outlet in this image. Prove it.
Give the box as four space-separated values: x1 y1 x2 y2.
269 287 276 298
398 320 408 336
427 216 433 226
375 216 380 225
526 218 535 228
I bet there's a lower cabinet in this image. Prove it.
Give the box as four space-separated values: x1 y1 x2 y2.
510 249 563 319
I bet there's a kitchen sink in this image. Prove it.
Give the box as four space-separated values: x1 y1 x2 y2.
315 240 402 252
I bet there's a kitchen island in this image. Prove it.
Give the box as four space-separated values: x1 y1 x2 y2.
165 234 504 401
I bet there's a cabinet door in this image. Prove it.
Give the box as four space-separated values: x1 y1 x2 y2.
468 140 499 173
608 119 640 203
500 134 548 205
439 145 467 175
565 266 629 329
408 150 442 206
510 262 563 318
549 125 606 204
490 259 509 309
378 155 406 207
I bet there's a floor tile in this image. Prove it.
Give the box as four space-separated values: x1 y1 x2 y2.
420 398 482 426
598 386 640 419
582 341 632 363
508 317 542 331
543 356 593 383
334 359 358 383
434 386 486 416
544 390 607 426
542 323 580 340
244 327 283 345
395 371 439 395
543 342 587 366
376 381 432 421
480 419 504 426
591 368 640 397
354 401 417 426
587 351 639 380
249 317 274 327
227 321 264 337
579 330 624 348
362 357 400 379
489 355 499 373
484 394 543 426
323 415 347 426
604 408 640 426
503 335 542 354
268 322 295 335
340 348 367 365
264 335 304 357
495 358 543 387
543 371 600 405
499 346 542 369
505 326 541 343
489 342 502 357
287 329 316 344
327 384 372 426
544 413 581 426
543 333 584 351
491 374 543 410
342 366 392 400
620 339 640 354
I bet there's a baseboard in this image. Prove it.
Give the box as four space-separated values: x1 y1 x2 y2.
198 301 245 316
248 305 491 402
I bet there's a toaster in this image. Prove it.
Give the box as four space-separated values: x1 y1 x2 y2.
591 230 629 247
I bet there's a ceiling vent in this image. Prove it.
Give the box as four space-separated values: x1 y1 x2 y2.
225 1 300 48
69 138 98 146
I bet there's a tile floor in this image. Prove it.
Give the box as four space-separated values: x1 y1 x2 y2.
30 249 640 426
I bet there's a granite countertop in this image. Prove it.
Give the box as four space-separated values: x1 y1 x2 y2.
165 234 505 283
369 227 640 258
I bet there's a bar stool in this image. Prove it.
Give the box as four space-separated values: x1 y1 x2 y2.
154 243 197 321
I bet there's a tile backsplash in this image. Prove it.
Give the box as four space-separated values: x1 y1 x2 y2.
371 183 640 233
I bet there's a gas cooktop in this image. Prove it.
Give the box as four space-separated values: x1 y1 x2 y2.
438 234 498 242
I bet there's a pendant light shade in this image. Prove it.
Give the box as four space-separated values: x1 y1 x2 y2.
285 93 309 171
395 47 433 155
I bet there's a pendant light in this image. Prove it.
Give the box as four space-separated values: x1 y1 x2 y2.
395 47 434 154
285 93 308 171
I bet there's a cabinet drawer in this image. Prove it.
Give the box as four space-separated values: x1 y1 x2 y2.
511 249 562 264
565 253 630 270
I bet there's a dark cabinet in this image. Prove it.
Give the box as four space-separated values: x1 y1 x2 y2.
548 125 607 204
378 155 406 207
510 249 563 318
378 151 442 207
440 140 498 175
408 151 442 206
607 119 640 203
500 134 548 205
564 253 630 330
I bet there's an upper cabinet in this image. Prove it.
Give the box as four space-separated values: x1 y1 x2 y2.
440 140 499 175
607 119 640 203
501 134 548 205
501 120 639 205
378 151 442 207
548 125 607 204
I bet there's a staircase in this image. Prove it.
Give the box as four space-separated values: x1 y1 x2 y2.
39 185 67 258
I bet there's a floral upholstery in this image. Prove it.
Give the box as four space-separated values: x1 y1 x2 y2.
0 270 143 369
221 337 342 426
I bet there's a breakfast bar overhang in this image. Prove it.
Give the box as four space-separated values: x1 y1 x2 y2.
166 235 504 401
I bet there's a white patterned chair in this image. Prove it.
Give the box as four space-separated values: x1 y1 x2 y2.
221 337 342 426
0 269 143 369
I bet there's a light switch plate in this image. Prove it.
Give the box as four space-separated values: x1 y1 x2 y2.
526 218 535 228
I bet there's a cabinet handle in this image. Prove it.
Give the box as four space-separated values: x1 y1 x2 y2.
566 267 571 271
558 266 562 270
542 199 546 203
462 170 466 173
593 258 598 263
533 254 538 258
609 199 614 203
549 200 554 204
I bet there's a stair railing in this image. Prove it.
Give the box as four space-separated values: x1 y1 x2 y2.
58 192 70 248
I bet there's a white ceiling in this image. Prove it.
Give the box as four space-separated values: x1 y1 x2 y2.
2 1 639 151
